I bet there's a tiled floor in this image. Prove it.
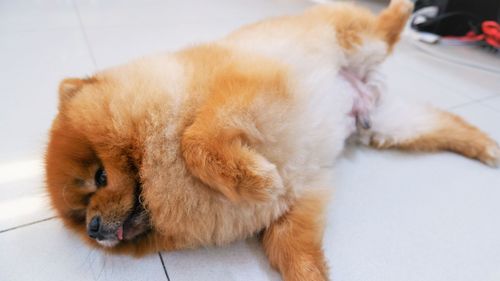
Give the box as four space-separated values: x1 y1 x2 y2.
1 0 499 280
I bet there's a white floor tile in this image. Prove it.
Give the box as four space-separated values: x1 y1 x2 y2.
393 39 500 100
75 0 310 28
0 0 80 32
480 96 500 113
162 238 281 281
327 103 500 281
81 0 310 69
0 29 95 162
0 219 167 281
85 24 235 70
0 28 94 231
0 170 54 231
382 53 472 109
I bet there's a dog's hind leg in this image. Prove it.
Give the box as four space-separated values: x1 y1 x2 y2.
262 191 329 281
375 0 414 51
362 97 500 167
305 0 413 53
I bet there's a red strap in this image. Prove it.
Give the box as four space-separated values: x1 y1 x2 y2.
443 31 483 42
482 21 500 48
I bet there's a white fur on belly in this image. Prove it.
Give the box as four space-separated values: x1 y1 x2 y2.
258 66 357 195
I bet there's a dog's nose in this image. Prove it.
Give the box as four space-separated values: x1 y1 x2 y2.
87 216 101 239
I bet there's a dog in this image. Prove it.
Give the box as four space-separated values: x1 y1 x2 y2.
45 1 499 280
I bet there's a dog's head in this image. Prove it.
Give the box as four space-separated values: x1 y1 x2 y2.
45 77 153 251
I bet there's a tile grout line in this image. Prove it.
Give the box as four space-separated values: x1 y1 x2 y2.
475 95 500 113
71 0 99 70
447 100 483 110
158 252 171 281
385 54 479 106
448 95 500 111
0 216 56 234
408 39 500 75
397 41 500 102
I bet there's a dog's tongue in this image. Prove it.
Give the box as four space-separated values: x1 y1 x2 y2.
117 226 123 241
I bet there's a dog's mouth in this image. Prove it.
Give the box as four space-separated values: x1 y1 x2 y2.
94 186 151 248
120 191 151 241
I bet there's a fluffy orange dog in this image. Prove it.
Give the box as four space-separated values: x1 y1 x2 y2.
45 1 499 280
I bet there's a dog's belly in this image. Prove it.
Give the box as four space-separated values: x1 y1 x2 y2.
158 70 359 248
222 22 358 195
203 69 359 245
254 67 357 197
146 55 376 249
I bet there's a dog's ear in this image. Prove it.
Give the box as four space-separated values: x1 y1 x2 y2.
58 77 96 107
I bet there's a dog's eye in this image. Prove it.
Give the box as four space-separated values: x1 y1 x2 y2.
94 168 107 188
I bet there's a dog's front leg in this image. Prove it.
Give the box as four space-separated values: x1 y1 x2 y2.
263 191 329 281
181 101 284 203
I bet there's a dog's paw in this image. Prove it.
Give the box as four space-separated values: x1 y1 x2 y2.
480 142 500 167
182 133 284 203
368 133 395 149
237 154 284 203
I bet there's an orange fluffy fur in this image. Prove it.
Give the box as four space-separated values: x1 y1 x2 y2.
45 1 499 280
